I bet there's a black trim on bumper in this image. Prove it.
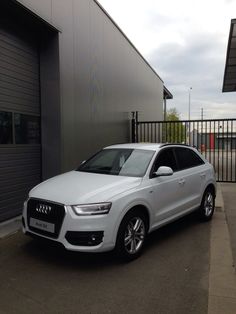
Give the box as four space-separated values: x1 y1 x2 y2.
65 231 104 246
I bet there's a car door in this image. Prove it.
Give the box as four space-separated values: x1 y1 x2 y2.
173 147 206 212
149 147 186 225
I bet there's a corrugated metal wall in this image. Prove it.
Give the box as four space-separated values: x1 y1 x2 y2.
16 0 165 171
0 23 41 221
50 0 164 170
0 0 166 222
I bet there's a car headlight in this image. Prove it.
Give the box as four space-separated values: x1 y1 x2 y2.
72 202 112 216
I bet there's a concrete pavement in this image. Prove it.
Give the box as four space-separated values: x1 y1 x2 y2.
221 183 236 270
208 184 236 314
0 216 21 239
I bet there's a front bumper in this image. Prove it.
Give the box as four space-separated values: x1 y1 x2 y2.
22 199 118 252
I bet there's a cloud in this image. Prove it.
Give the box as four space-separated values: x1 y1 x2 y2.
149 32 236 119
98 0 236 120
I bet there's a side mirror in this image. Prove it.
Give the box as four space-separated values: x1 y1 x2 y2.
153 166 173 177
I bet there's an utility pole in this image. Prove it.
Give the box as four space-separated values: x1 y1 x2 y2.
187 87 192 145
188 87 192 121
201 108 204 120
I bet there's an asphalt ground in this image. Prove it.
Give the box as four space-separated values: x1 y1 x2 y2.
0 212 210 314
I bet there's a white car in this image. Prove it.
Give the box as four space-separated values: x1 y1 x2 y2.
22 143 216 260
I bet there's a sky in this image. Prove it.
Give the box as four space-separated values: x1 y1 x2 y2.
98 0 236 120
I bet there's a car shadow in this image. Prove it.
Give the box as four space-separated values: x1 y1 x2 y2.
23 236 118 269
22 211 202 269
146 211 201 249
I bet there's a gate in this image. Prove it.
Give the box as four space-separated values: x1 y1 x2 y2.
131 113 236 182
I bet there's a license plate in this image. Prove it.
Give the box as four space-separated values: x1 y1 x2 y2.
30 218 55 233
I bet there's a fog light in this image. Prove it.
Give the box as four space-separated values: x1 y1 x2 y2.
91 235 96 241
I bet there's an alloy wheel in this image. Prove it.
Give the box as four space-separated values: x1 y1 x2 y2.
124 217 145 254
204 192 214 217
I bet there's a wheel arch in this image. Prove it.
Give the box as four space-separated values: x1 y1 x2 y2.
205 183 216 198
114 204 151 260
117 204 151 234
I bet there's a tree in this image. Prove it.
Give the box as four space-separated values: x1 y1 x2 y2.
166 108 181 121
163 108 186 143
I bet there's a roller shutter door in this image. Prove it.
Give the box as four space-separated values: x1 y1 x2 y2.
0 23 41 222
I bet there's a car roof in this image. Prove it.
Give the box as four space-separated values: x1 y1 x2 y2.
104 143 192 151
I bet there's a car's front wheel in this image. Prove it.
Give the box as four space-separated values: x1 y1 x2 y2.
199 188 215 221
115 209 148 261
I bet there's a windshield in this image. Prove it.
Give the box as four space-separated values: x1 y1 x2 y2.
77 148 155 177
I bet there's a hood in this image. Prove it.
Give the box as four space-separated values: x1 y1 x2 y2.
29 171 142 205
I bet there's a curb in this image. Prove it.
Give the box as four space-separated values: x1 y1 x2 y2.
0 216 22 239
208 183 236 314
215 183 224 212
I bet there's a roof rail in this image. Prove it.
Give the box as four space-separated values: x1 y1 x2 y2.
160 143 191 148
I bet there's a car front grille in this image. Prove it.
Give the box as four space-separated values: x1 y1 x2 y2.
27 198 65 239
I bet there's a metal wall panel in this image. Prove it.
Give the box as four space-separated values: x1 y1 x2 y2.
15 0 164 172
0 23 41 221
0 27 40 115
0 146 41 221
51 0 164 170
17 0 52 25
40 32 61 181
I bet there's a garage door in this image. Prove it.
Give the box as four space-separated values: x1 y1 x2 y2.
0 23 41 222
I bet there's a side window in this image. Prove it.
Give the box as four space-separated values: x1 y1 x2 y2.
14 114 40 144
0 111 40 145
175 147 204 170
0 111 13 144
153 148 178 173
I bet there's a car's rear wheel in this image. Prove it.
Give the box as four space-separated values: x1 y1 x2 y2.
199 188 215 221
115 209 148 261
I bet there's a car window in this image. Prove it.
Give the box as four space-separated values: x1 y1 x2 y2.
77 148 155 177
174 147 204 170
88 149 133 170
152 148 178 172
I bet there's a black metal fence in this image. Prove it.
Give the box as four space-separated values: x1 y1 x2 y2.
131 114 236 182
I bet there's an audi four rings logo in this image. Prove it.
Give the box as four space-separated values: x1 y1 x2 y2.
36 204 52 214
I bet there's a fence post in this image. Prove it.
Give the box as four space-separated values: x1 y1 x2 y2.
131 111 139 143
131 112 136 142
135 111 139 143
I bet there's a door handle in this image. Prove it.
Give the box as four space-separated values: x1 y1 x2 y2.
200 173 206 179
179 179 185 185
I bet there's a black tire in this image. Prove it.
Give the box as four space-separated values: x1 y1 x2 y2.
115 209 148 261
199 188 215 221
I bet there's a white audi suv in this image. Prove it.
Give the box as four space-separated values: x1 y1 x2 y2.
22 143 216 260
